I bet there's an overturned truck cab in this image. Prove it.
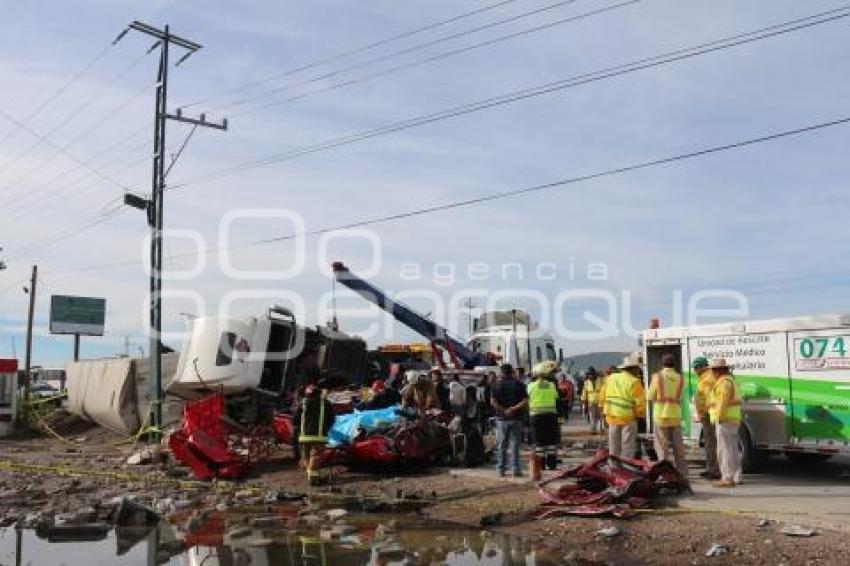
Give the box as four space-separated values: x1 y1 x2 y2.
169 306 368 398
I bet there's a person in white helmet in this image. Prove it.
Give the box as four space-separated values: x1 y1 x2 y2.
599 353 646 458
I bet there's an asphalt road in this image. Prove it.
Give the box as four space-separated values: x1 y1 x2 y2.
471 415 850 532
681 453 850 532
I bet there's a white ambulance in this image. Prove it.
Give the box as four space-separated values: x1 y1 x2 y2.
642 314 850 470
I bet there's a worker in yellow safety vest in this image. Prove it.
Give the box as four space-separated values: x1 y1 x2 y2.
648 354 689 484
527 361 560 470
598 367 617 434
599 353 646 458
580 368 601 434
708 358 742 487
692 356 720 479
296 384 335 486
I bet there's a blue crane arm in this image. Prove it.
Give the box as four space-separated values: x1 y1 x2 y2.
332 262 481 368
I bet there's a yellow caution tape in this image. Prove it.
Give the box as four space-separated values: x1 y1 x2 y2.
24 396 163 448
25 393 68 407
0 459 206 489
26 403 85 447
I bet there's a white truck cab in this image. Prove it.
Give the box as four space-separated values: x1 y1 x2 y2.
169 306 367 397
468 310 558 370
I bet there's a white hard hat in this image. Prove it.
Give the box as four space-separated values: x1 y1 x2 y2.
621 353 641 368
404 370 421 384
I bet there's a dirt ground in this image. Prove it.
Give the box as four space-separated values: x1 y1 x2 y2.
2 415 848 565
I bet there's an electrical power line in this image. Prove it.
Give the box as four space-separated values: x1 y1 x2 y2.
178 0 527 111
236 0 639 116
0 109 133 193
0 79 153 208
7 144 150 220
0 49 152 185
166 5 850 190
4 124 201 258
2 127 149 216
0 39 115 149
11 4 848 265
62 112 850 273
224 0 590 112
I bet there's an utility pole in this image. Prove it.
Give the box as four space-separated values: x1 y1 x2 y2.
118 21 227 443
511 308 520 370
463 298 478 337
22 264 37 426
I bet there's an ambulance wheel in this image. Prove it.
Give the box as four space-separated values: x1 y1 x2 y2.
785 452 831 466
739 425 764 473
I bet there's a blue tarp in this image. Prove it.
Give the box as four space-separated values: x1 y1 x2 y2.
327 405 404 447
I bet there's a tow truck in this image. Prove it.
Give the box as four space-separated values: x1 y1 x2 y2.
332 261 561 373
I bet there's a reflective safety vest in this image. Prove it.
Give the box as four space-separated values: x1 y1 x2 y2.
652 368 683 424
527 379 558 416
694 370 716 419
581 379 598 404
299 393 329 443
596 376 607 409
603 372 639 420
709 376 741 424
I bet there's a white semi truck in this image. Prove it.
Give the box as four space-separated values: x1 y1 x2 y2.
168 306 368 397
642 314 850 470
468 310 559 370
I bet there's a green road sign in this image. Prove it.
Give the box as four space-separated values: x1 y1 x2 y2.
49 295 106 336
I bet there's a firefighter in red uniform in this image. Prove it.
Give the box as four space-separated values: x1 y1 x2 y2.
295 384 335 486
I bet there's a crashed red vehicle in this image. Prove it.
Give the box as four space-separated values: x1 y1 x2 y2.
274 409 454 468
168 393 274 480
171 392 462 480
325 412 453 468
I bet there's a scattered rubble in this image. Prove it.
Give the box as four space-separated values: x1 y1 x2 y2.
125 446 162 466
705 543 729 557
1 411 848 565
115 498 160 527
597 526 621 538
55 507 96 525
479 512 503 527
319 524 357 540
325 508 348 521
781 524 817 537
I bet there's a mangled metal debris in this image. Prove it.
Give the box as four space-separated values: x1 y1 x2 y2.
535 451 689 519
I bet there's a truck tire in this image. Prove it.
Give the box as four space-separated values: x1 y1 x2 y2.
740 425 764 473
785 451 832 466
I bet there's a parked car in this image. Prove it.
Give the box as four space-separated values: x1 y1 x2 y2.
29 382 62 407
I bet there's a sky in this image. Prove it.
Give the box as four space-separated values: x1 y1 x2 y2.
0 0 849 367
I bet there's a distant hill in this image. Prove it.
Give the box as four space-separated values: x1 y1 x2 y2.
563 351 627 375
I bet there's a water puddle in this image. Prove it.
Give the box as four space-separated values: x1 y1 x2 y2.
0 505 563 565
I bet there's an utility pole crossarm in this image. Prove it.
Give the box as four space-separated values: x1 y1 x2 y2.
128 21 201 51
166 110 227 130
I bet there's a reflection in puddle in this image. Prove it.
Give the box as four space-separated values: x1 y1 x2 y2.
1 510 561 565
1 497 567 565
